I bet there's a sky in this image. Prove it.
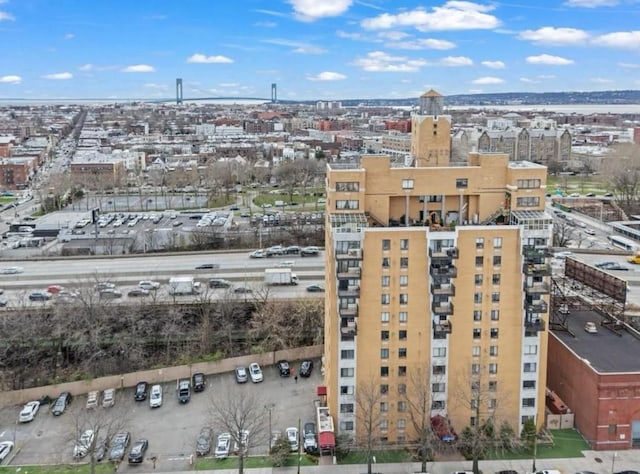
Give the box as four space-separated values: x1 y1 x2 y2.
0 0 639 101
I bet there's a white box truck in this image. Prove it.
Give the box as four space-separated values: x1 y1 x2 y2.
264 268 299 286
168 276 201 295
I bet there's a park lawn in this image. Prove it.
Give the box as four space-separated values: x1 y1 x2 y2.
0 464 115 474
489 429 590 460
547 175 609 195
195 454 316 470
253 192 321 207
339 449 413 464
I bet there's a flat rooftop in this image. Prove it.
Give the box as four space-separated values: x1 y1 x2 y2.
551 309 640 373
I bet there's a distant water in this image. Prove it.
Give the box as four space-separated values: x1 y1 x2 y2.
447 104 640 114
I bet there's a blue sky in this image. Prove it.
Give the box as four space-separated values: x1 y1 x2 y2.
0 0 639 100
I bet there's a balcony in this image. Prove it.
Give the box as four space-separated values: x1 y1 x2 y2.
523 246 547 258
340 326 357 341
525 300 548 313
431 283 456 297
523 282 550 294
433 320 452 336
337 266 361 279
336 248 363 260
338 286 360 298
429 247 459 260
525 319 546 333
432 301 454 315
523 262 551 276
430 264 457 278
340 304 358 318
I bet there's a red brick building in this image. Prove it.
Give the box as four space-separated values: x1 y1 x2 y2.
547 310 640 450
0 157 37 189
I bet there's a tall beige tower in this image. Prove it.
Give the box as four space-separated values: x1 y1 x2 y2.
411 89 451 167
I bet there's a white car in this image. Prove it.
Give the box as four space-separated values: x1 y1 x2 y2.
214 432 231 459
149 384 163 408
233 430 250 454
18 401 40 423
73 429 95 458
0 266 23 274
249 362 263 383
584 228 596 235
138 280 160 291
286 427 299 452
249 249 266 259
0 441 13 462
102 388 116 408
584 322 598 334
86 391 99 409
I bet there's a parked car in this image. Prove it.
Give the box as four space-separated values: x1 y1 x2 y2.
47 284 64 294
138 280 160 291
306 284 325 293
108 432 130 461
233 430 250 454
86 391 99 409
300 246 320 257
235 366 248 383
102 388 115 408
234 286 253 294
73 429 95 458
286 427 299 452
29 291 51 302
303 422 317 453
214 432 231 459
149 384 163 408
299 360 314 378
266 245 285 256
192 372 206 392
0 266 23 274
209 278 232 289
51 391 72 416
285 246 301 255
584 321 598 333
177 379 191 403
18 401 40 423
134 381 148 401
99 289 122 299
128 439 148 464
0 297 7 307
277 360 291 377
196 427 213 456
249 362 263 383
95 282 115 291
249 249 266 258
0 441 14 463
94 437 108 462
127 288 149 297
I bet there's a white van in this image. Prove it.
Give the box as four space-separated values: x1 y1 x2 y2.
149 385 162 408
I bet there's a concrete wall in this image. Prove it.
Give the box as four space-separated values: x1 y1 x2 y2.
0 345 323 406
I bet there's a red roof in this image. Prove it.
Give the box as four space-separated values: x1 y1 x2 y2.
316 385 327 396
318 431 335 448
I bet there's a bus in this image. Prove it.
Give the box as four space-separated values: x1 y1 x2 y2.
608 235 638 252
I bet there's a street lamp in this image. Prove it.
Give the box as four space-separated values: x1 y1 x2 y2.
401 179 414 227
265 403 275 451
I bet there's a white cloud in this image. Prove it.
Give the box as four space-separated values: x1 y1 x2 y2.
481 60 505 69
352 51 427 72
592 31 640 49
471 76 504 84
361 1 500 32
526 54 574 65
262 39 327 54
0 75 21 84
619 62 640 68
564 0 619 7
0 11 14 21
377 31 410 41
121 64 156 73
307 71 347 81
387 38 456 50
520 77 539 84
43 72 73 80
64 33 75 40
186 54 233 64
439 56 473 66
287 0 353 21
78 64 93 71
519 27 589 46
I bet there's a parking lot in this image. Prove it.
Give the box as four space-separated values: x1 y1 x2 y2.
0 359 322 472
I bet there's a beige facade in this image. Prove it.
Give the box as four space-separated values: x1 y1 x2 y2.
324 151 552 445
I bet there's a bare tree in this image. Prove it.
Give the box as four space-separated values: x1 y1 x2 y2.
208 387 268 474
355 376 384 474
605 143 640 214
552 219 575 248
275 159 322 204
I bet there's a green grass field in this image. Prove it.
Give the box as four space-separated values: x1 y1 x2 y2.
547 175 610 195
489 429 590 460
339 449 413 464
0 464 115 474
195 453 317 470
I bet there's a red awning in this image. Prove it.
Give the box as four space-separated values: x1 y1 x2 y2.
316 385 327 396
319 431 335 448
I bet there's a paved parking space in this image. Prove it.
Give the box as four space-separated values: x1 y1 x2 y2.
0 359 322 472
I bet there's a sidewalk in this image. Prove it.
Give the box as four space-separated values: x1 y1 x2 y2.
165 449 639 474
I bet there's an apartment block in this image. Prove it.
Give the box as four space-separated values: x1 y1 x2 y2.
324 96 552 445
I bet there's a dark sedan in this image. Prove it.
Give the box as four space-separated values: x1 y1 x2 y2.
277 360 291 377
195 263 220 270
128 439 148 464
134 381 148 401
306 284 325 293
51 391 72 416
192 372 206 392
196 427 213 456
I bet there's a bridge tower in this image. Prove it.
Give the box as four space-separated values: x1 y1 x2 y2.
271 83 277 103
176 78 183 105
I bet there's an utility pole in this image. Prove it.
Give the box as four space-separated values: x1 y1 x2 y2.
532 429 538 473
297 417 301 474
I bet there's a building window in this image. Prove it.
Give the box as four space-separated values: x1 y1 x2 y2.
608 424 617 435
471 363 480 374
456 178 468 188
475 274 483 285
492 274 501 285
524 362 537 372
380 384 388 395
401 179 414 189
524 344 538 355
490 328 499 338
517 197 540 207
382 239 391 251
470 416 477 426
399 311 408 323
471 381 480 391
475 256 484 267
522 398 536 408
381 348 389 359
397 419 406 430
523 380 536 390
381 276 390 287
336 200 359 210
340 403 354 413
475 237 484 249
341 350 355 359
473 310 482 321
380 402 388 412
491 310 500 321
493 256 502 267
340 385 354 395
381 294 390 305
381 330 389 341
472 346 481 357
474 293 483 304
398 348 407 358
340 421 354 431
492 292 500 303
470 399 478 410
400 257 408 268
473 328 481 339
493 237 503 248
489 399 497 409
398 366 407 376
432 400 445 410
490 345 498 356
517 179 541 189
381 312 390 323
433 347 446 357
489 363 498 374
382 257 390 268
399 275 408 287
397 401 406 412
489 381 497 392
340 368 354 377
398 383 406 394
399 294 408 304
336 182 360 192
379 419 388 430
381 366 389 377
432 365 446 375
399 330 407 340
400 239 409 250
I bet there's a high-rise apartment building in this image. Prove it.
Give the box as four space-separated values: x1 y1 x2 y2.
323 91 552 445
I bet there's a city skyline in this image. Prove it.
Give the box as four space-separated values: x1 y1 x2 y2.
0 0 639 101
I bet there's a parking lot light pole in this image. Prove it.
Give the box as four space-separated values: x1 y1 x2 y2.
297 417 301 474
265 403 275 451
